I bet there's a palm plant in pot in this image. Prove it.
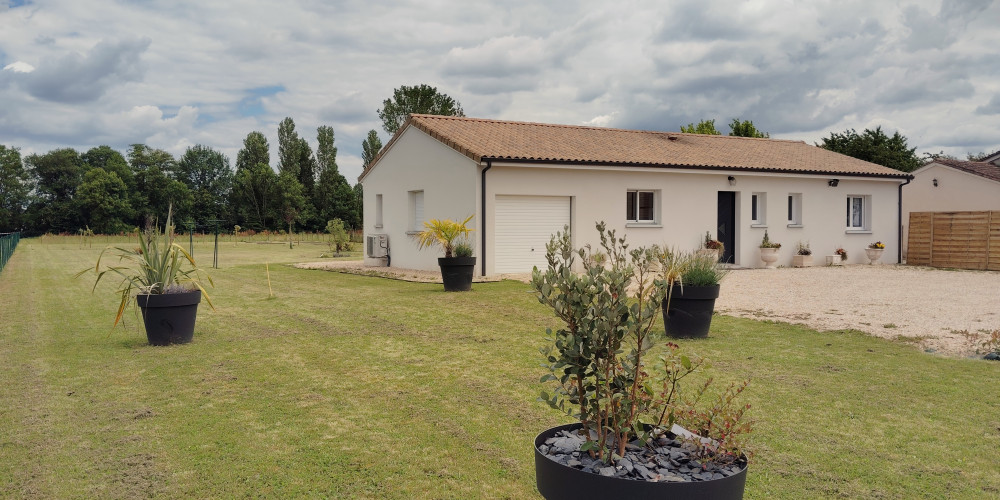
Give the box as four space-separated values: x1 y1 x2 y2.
531 222 751 500
78 206 214 346
663 250 729 339
413 215 475 292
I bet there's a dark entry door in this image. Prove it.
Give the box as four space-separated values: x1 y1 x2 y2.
717 191 736 263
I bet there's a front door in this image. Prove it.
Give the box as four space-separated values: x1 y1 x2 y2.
717 191 736 263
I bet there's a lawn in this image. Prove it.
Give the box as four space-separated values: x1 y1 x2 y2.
1 239 998 499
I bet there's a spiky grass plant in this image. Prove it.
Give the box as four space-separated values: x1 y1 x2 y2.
77 206 214 328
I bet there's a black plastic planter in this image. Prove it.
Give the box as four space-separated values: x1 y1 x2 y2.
136 290 202 346
663 284 720 338
535 423 747 500
438 257 476 292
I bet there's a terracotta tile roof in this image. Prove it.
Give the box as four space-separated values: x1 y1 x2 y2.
933 158 1000 183
360 114 911 180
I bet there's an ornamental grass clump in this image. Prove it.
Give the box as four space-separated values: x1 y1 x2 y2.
681 251 729 287
532 222 751 467
77 206 214 328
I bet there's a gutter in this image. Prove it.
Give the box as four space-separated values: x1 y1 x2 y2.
479 157 911 180
898 176 913 263
481 160 492 276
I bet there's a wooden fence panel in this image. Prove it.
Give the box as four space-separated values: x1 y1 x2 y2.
909 211 1000 271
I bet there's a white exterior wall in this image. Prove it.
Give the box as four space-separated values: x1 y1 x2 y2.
901 164 1000 255
360 128 478 271
482 164 903 274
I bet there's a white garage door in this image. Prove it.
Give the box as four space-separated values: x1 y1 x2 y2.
495 195 571 274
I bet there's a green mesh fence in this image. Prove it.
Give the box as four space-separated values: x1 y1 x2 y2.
0 232 20 273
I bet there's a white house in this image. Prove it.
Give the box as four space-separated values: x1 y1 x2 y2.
359 115 913 275
901 155 1000 255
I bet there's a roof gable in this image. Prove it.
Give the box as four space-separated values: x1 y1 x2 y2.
360 114 911 181
928 158 1000 184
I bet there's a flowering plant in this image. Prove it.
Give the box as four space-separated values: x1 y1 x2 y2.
704 231 724 250
835 248 848 260
869 241 885 250
796 241 812 256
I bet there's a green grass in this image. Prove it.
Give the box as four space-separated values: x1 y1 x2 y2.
1 240 998 499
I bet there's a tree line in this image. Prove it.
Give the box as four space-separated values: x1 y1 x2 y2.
0 119 360 236
0 83 472 235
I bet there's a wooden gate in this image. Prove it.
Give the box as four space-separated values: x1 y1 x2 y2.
907 211 1000 270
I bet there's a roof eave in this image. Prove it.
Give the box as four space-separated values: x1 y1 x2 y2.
479 157 914 180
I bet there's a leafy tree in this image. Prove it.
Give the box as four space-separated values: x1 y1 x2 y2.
233 162 279 231
967 151 996 162
728 119 769 138
76 168 132 234
176 145 234 222
296 137 317 198
818 127 922 173
24 148 85 234
352 183 363 229
313 126 357 228
680 119 721 135
277 171 309 248
361 129 383 169
277 117 301 178
232 131 277 230
377 84 464 136
0 145 29 231
128 144 177 174
325 218 350 255
135 166 193 227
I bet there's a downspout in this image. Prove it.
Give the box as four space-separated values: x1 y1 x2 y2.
898 176 912 264
481 160 492 276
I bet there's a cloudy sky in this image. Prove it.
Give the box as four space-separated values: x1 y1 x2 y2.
1 0 998 182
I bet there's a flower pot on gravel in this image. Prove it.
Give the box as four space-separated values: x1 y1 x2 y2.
438 257 476 292
759 248 779 268
826 255 843 266
792 255 812 268
865 248 884 265
535 423 748 500
137 290 202 346
664 284 720 338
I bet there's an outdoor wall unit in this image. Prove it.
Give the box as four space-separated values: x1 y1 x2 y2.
366 234 388 258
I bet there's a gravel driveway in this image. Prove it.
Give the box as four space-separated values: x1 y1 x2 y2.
717 264 1000 356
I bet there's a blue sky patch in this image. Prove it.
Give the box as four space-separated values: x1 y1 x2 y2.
238 85 284 117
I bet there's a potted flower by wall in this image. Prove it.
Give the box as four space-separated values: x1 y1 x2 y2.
663 250 729 338
531 222 751 500
699 231 724 262
413 215 476 292
866 241 885 265
78 206 214 346
792 241 812 268
759 230 781 268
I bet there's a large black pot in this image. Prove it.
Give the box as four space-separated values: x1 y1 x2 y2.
136 290 202 346
663 284 720 338
438 257 476 292
535 423 747 500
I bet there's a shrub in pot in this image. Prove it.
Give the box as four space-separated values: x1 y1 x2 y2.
531 222 751 500
78 206 214 346
758 230 781 269
664 251 729 338
414 215 475 292
792 241 812 268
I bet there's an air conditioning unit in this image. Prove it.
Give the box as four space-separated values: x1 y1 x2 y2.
366 234 388 258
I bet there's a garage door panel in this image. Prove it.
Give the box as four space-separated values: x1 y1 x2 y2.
495 195 570 274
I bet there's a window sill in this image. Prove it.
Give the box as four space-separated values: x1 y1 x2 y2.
626 223 662 228
405 230 421 235
787 224 803 228
374 224 383 229
750 224 768 229
845 229 872 234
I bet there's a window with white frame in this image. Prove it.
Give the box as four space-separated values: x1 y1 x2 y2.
375 194 383 228
751 192 766 225
626 190 656 223
787 193 802 226
846 195 870 230
409 190 424 231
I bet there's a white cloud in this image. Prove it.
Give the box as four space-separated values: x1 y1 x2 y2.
0 0 997 172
